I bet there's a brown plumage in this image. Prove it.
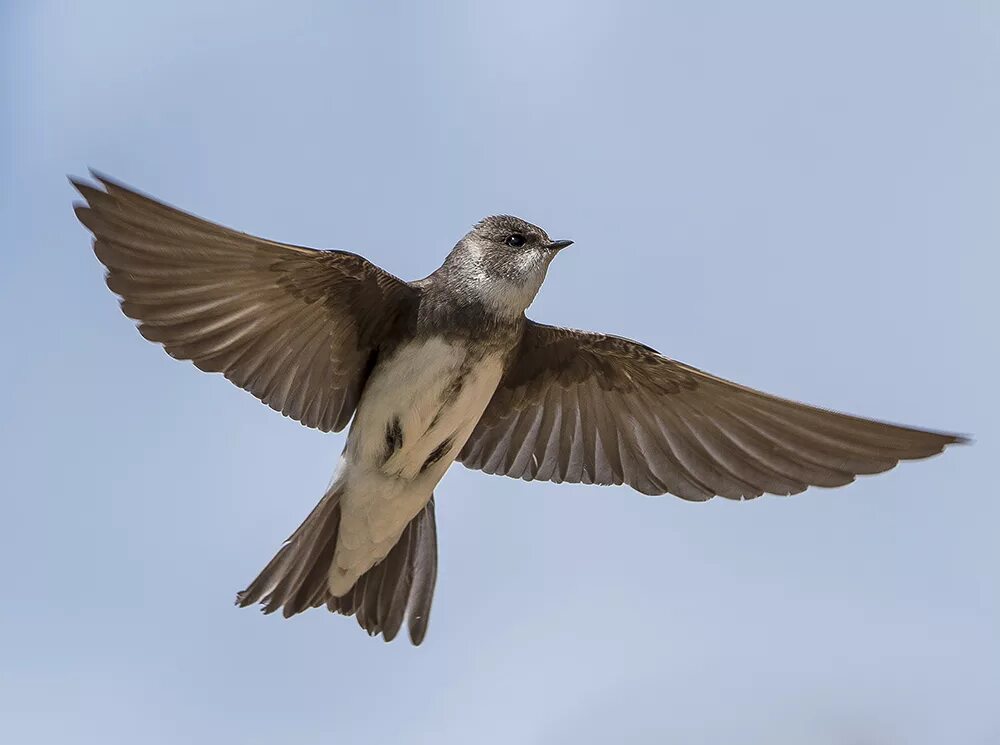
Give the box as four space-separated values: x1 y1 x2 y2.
71 172 417 433
461 324 966 499
72 172 966 646
235 490 437 645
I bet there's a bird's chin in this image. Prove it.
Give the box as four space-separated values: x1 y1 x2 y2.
528 247 558 270
472 266 548 316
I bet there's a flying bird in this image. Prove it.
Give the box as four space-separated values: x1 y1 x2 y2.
71 173 965 645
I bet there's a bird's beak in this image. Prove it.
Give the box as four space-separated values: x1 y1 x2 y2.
547 239 574 251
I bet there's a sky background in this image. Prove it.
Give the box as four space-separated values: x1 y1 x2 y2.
2 1 998 743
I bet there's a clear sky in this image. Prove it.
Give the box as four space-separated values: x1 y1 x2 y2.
3 2 998 743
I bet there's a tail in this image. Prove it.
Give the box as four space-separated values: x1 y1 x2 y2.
236 486 438 646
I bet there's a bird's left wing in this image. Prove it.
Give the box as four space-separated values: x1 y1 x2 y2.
72 173 418 432
459 321 964 500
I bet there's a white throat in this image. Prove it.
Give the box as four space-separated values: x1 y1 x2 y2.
461 243 548 315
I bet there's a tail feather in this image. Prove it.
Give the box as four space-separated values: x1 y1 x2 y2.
236 488 438 646
407 498 438 645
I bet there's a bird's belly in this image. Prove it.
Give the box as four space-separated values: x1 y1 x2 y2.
347 336 505 480
329 336 504 593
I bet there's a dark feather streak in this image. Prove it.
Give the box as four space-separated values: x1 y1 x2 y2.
384 415 403 461
421 436 454 473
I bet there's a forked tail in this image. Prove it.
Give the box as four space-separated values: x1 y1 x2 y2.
236 485 438 645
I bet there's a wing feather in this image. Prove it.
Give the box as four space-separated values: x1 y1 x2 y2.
460 321 965 499
72 173 416 432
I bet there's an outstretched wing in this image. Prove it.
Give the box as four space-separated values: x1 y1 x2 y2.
460 321 965 500
73 173 417 432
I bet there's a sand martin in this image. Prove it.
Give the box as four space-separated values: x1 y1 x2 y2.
72 173 965 645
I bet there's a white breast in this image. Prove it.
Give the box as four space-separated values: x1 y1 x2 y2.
347 336 504 478
329 336 505 594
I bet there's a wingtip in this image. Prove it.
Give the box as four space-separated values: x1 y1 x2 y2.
67 173 93 197
904 430 971 462
68 172 113 216
68 167 116 189
87 167 118 188
68 168 133 196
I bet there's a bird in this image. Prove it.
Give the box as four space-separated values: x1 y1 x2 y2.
71 172 966 646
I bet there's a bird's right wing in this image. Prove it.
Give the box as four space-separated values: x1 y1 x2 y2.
460 321 965 500
72 173 418 432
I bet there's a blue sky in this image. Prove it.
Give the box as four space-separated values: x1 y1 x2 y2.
2 2 998 743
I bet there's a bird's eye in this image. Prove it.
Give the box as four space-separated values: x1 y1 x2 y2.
506 233 526 247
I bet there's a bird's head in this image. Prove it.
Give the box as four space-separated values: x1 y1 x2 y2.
441 215 573 315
